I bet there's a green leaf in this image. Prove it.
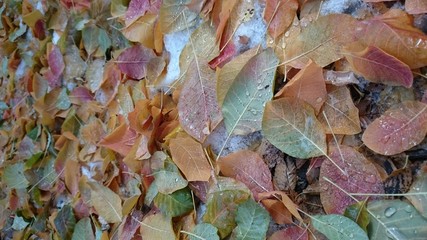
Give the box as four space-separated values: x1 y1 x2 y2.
406 172 427 218
312 214 368 240
190 223 220 240
98 28 111 54
230 199 270 240
72 217 95 240
262 97 327 158
82 25 100 55
368 200 427 239
203 177 251 238
153 188 193 217
222 48 278 135
88 181 123 223
153 156 188 194
12 216 29 231
56 88 71 110
4 162 29 189
54 205 76 240
62 110 80 136
344 201 370 232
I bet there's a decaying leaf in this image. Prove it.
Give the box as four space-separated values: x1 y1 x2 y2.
263 97 326 159
222 48 279 135
362 101 427 155
319 146 384 214
218 150 273 200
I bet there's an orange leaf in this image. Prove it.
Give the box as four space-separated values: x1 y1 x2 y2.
264 0 299 39
362 101 427 155
260 198 293 224
355 9 427 69
218 150 273 200
212 0 239 41
276 60 327 113
169 136 212 182
344 45 413 88
258 191 303 223
98 122 138 157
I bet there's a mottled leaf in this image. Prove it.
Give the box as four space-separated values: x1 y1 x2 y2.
154 188 193 217
405 170 427 218
318 85 361 135
368 200 427 239
218 150 273 200
262 97 326 158
344 46 413 88
203 177 251 238
268 226 309 240
4 162 29 189
72 217 95 240
222 48 279 135
54 205 76 240
88 181 123 223
312 214 368 240
85 59 105 93
170 136 211 182
344 201 370 232
319 146 384 214
264 0 298 38
140 213 176 239
362 101 427 155
230 198 270 240
116 44 156 79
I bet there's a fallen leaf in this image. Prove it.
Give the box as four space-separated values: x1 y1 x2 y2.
344 201 370 232
140 213 176 239
312 214 368 240
98 122 137 157
258 191 303 223
268 226 308 240
362 101 427 155
222 48 279 135
318 85 361 135
230 198 270 240
344 46 413 88
319 145 384 214
88 181 123 223
262 97 326 158
405 169 427 218
218 150 273 200
405 0 427 14
159 0 198 34
54 205 76 240
72 217 95 240
116 44 156 79
153 188 193 217
264 0 298 39
190 223 220 240
170 136 211 182
276 60 327 113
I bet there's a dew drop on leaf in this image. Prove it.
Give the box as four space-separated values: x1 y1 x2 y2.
384 207 397 218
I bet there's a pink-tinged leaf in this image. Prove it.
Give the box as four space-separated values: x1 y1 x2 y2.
125 0 161 26
69 87 93 105
405 0 427 14
344 46 413 88
319 146 384 214
117 44 156 79
169 136 212 182
264 0 299 39
362 101 427 155
218 150 273 200
355 9 427 69
46 44 65 88
98 122 138 157
209 42 237 69
119 210 144 240
268 226 309 240
95 62 120 106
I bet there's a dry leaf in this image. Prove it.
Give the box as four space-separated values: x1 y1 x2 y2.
264 0 299 39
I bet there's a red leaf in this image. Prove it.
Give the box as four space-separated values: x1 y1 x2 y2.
69 87 94 105
319 146 384 214
218 150 273 200
125 0 161 26
344 46 413 88
362 101 427 155
46 45 65 88
117 44 155 79
269 226 309 240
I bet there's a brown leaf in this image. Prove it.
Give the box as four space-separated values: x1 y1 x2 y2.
362 101 427 155
319 146 384 214
264 0 299 39
169 136 212 182
218 150 273 200
276 60 327 113
318 85 361 135
260 198 293 224
344 45 413 88
258 191 303 223
98 121 138 157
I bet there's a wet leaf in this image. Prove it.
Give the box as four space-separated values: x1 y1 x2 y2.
88 181 123 223
153 156 188 194
190 223 220 240
140 213 176 239
54 205 76 240
264 0 298 39
218 150 273 200
276 60 327 113
153 188 193 217
262 97 326 158
85 59 105 93
368 200 427 239
405 171 427 218
222 48 279 135
355 9 427 69
230 198 270 240
159 0 198 34
170 136 211 182
268 226 308 240
344 46 413 88
312 214 368 240
319 146 384 214
203 177 251 238
362 101 427 155
116 44 156 79
344 201 370 232
318 85 361 135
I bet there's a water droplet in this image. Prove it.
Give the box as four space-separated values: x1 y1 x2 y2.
404 205 413 213
316 97 323 103
250 109 258 115
175 178 179 182
384 207 397 217
349 233 354 238
245 91 250 96
284 31 290 37
257 85 264 90
386 227 407 240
